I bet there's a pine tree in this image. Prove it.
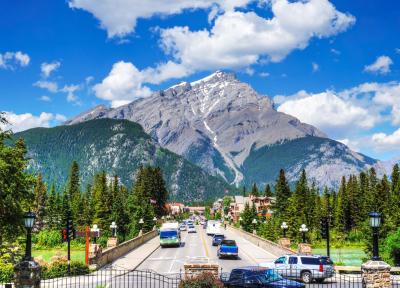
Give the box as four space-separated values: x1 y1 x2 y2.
111 185 130 239
251 183 259 197
242 186 246 197
274 169 291 218
67 161 82 225
93 171 109 230
33 174 47 231
151 167 169 217
46 183 58 229
81 184 94 226
264 184 273 197
240 202 253 232
391 164 400 194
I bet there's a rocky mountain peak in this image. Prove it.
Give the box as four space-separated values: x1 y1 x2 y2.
190 70 237 86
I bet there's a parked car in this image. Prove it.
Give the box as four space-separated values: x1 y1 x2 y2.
260 254 334 284
217 239 238 259
179 224 187 231
212 234 225 246
188 225 196 233
221 266 304 288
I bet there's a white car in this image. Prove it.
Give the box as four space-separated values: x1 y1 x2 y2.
188 225 196 233
179 225 187 231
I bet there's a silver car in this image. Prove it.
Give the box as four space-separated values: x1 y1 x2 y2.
260 254 335 283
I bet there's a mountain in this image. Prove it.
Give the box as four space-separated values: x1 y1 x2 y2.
14 118 236 202
66 71 378 188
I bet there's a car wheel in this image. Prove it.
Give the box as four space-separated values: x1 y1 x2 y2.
301 271 312 284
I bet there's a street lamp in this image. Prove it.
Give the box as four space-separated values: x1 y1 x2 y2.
252 218 257 234
299 224 308 243
91 224 100 244
23 211 36 261
281 222 288 238
369 212 381 261
110 221 117 237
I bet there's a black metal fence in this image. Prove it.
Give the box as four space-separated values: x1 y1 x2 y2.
2 268 400 287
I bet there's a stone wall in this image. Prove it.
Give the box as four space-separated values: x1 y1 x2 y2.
90 230 158 269
361 260 391 288
228 226 295 257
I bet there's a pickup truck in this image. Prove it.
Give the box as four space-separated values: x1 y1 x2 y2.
217 239 238 259
221 266 304 288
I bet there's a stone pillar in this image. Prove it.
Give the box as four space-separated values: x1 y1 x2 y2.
278 238 291 249
107 237 118 248
14 260 41 288
361 260 391 288
252 229 257 235
297 243 312 255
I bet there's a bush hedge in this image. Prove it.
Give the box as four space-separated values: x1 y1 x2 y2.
178 272 223 288
0 262 14 283
41 260 89 279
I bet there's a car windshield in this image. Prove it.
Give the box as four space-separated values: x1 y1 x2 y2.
320 257 333 265
214 235 224 239
160 230 177 238
221 240 236 246
257 270 283 284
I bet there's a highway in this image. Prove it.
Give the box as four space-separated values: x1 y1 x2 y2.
137 224 278 274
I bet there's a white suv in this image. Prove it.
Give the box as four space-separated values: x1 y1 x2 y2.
260 254 334 283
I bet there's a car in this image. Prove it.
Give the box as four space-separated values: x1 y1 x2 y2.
212 234 225 246
220 266 304 288
217 239 238 259
260 254 334 284
179 224 187 231
188 225 196 233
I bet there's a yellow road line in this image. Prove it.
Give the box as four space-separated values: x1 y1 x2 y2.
200 228 209 257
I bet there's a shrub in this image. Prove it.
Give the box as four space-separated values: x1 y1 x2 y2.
41 260 89 279
33 229 62 249
383 228 400 266
179 272 223 288
0 262 14 283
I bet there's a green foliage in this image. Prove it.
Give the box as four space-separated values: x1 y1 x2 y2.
41 261 89 279
0 262 13 283
382 228 400 266
178 272 224 288
33 229 63 249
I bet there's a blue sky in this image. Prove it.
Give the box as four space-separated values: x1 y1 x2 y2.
0 0 399 160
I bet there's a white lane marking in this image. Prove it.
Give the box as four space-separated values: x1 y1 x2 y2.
167 232 189 273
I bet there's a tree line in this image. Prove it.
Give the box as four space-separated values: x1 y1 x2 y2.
237 166 400 261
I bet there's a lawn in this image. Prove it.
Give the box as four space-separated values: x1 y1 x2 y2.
33 248 86 263
312 247 366 266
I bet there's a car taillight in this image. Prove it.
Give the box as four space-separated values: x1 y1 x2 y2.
319 264 324 272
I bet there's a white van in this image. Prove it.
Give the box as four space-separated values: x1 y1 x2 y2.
206 220 221 236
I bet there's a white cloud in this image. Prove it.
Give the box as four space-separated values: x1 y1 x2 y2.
259 72 270 77
55 114 67 122
61 84 81 104
364 55 393 75
312 62 319 72
395 48 400 54
33 80 59 93
338 138 360 152
371 129 400 151
93 61 152 107
41 61 61 78
39 95 51 102
0 51 30 69
0 111 66 133
276 91 379 136
331 48 340 55
68 0 253 38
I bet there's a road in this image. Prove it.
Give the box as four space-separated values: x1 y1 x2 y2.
137 224 278 274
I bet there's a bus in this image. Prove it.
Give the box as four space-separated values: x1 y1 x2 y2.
160 222 181 248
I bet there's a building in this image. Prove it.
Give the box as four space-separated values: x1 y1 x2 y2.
166 202 185 215
186 206 206 215
229 195 274 222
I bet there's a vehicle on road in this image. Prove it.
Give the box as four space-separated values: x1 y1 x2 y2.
217 239 238 259
179 224 187 231
206 220 221 235
220 266 304 288
188 225 196 233
212 233 225 246
260 254 334 284
160 222 181 248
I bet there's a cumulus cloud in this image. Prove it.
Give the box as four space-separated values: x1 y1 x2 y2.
39 95 51 102
277 91 378 136
68 0 253 38
93 61 152 107
364 55 393 75
371 129 400 151
312 62 319 72
338 138 360 152
0 51 30 69
0 111 66 133
61 84 81 104
33 80 59 93
41 61 61 78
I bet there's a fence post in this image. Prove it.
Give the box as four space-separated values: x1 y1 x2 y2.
14 260 41 288
361 260 391 288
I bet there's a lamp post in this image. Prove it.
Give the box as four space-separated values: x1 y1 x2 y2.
299 224 308 243
110 221 117 238
91 224 99 244
239 216 243 229
252 218 257 234
369 212 381 261
281 222 288 238
23 211 36 261
139 218 144 234
153 217 157 230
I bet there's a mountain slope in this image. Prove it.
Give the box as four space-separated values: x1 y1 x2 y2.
14 119 236 201
66 71 378 188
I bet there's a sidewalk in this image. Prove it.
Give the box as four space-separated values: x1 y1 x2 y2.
102 236 160 270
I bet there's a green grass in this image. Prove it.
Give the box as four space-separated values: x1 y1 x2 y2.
33 248 86 263
312 247 366 266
